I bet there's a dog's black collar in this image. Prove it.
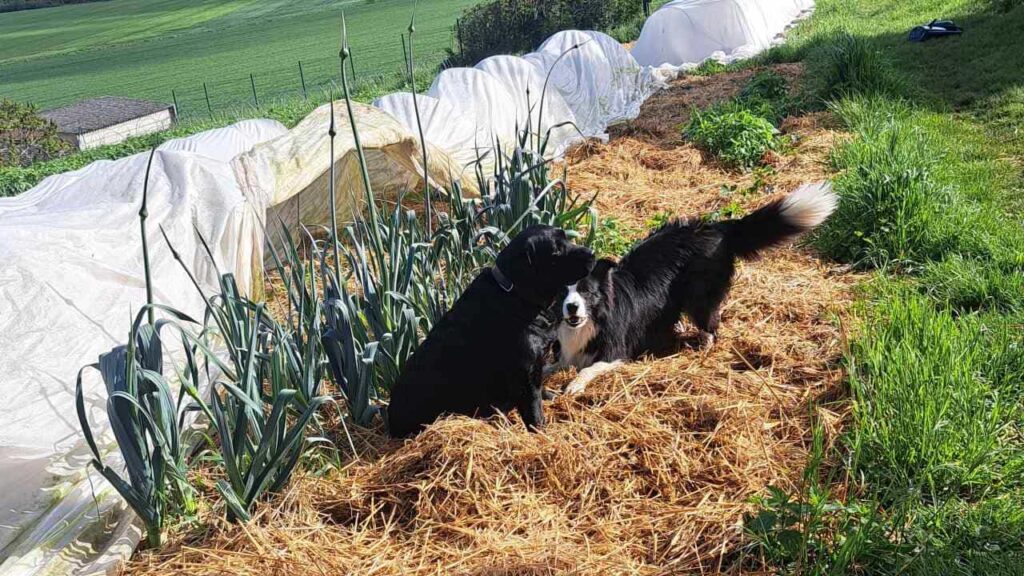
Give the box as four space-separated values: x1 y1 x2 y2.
490 266 553 317
491 266 515 293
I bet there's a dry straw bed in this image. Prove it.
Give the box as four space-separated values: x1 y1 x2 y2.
128 65 859 575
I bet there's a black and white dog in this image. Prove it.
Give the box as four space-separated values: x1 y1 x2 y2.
388 225 595 438
551 183 837 393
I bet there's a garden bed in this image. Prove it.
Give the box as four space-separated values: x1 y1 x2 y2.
126 66 859 575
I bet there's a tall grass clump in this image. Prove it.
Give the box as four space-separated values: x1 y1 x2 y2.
814 96 1024 273
847 291 1024 499
919 256 1024 313
813 98 958 270
806 32 904 100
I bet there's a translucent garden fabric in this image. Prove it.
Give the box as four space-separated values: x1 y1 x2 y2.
0 119 287 576
376 30 660 160
631 0 814 69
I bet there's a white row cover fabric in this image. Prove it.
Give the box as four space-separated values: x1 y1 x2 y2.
376 29 660 163
474 55 580 156
372 92 482 178
632 0 814 70
426 67 520 153
0 119 287 576
236 101 468 261
526 30 660 141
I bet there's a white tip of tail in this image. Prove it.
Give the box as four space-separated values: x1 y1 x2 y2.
779 182 838 230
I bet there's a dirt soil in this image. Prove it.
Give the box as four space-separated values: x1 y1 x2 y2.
127 64 860 576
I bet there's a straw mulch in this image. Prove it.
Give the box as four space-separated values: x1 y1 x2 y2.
127 65 859 575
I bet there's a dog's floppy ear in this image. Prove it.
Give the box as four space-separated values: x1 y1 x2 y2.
593 258 616 308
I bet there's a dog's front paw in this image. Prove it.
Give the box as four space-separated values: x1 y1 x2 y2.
564 361 624 395
698 331 716 349
564 378 588 395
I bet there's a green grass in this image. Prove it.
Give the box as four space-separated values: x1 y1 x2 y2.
0 0 481 115
744 0 1024 573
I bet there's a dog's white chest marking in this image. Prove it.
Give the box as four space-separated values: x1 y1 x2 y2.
557 321 595 369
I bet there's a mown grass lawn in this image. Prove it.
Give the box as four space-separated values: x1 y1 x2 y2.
0 0 481 113
744 1 1024 573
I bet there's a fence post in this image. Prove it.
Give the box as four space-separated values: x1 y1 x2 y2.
203 82 213 119
250 73 260 109
170 89 179 121
298 60 308 100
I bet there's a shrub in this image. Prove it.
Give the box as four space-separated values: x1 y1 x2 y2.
451 0 643 65
0 99 69 168
683 103 777 169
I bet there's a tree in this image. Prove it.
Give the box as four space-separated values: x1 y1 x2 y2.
0 99 70 168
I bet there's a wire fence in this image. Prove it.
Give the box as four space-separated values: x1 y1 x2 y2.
167 28 455 121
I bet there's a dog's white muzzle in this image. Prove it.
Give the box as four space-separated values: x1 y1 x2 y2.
562 284 588 328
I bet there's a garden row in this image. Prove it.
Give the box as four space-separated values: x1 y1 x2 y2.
75 49 599 545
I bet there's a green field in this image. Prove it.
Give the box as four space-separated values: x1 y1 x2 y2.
0 0 481 116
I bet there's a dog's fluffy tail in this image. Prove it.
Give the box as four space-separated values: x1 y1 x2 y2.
723 182 838 259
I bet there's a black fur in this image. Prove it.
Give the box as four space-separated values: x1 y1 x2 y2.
388 225 594 438
556 195 823 369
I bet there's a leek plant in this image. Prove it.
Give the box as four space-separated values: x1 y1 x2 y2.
192 273 330 522
75 307 201 547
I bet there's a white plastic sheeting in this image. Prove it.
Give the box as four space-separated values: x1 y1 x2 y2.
426 67 520 153
525 29 658 142
376 29 659 161
632 0 814 69
474 55 579 156
372 92 482 178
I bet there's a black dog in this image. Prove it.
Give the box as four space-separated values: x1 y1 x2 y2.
388 225 595 438
552 183 837 392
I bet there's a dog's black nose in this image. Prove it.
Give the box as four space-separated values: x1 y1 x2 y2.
566 302 578 314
